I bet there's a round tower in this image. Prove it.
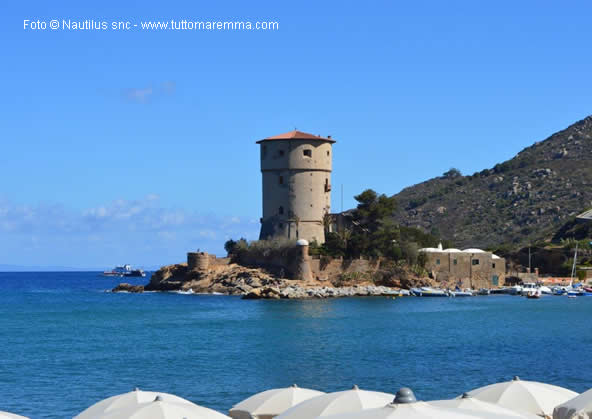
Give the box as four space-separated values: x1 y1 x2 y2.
257 130 335 244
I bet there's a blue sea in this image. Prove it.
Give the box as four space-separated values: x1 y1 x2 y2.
1 272 591 418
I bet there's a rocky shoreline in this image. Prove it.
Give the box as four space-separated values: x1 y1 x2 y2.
112 262 422 299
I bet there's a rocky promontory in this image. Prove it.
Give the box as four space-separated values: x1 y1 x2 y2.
113 260 431 299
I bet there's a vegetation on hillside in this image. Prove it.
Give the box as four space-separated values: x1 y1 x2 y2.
386 115 592 250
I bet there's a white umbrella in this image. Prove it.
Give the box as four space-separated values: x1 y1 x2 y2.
553 387 592 419
100 396 230 419
74 388 216 419
464 376 578 417
430 393 541 418
321 388 479 419
276 385 394 419
0 411 29 419
229 384 325 419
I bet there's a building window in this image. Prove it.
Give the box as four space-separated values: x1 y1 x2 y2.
262 145 267 158
492 263 496 269
472 259 480 266
453 259 457 265
278 206 284 215
279 223 283 229
436 259 440 265
303 149 312 157
327 150 330 156
279 175 283 185
279 150 284 157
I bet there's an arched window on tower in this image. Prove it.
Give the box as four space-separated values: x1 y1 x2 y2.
278 206 284 215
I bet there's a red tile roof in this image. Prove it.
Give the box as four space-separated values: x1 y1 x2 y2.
256 130 336 143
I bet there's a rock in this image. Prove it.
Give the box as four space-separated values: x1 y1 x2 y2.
112 283 144 293
242 288 262 299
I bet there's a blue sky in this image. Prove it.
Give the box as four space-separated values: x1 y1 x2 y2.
2 0 591 268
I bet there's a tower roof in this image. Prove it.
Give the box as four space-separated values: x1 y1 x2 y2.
256 130 336 143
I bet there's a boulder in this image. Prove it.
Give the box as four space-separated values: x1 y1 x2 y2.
112 283 144 293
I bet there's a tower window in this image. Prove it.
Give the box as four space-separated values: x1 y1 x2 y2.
472 259 480 266
278 206 284 215
327 150 330 156
279 175 284 185
262 145 267 158
279 150 285 157
303 149 312 157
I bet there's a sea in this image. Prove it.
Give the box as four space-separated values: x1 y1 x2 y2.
1 272 591 418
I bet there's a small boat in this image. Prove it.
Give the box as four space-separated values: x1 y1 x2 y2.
478 288 490 295
102 264 146 277
450 288 473 297
410 287 449 297
526 289 542 299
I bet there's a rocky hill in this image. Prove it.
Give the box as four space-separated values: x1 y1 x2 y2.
390 115 592 249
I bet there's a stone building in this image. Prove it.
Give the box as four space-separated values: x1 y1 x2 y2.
419 244 506 288
257 130 335 244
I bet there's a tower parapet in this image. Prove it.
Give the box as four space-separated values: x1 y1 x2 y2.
257 130 335 244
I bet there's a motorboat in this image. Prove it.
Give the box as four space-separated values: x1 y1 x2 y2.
102 264 146 277
520 282 538 296
449 288 473 297
539 286 553 295
526 288 542 299
410 287 449 297
477 288 490 295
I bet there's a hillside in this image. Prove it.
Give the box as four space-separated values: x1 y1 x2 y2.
389 115 592 249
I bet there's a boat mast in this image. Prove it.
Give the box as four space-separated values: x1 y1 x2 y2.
570 243 579 283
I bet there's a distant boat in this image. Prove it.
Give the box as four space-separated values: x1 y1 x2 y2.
410 287 449 297
450 287 473 297
102 264 146 277
477 288 490 295
526 288 542 299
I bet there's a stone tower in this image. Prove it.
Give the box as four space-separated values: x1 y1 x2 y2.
257 130 335 244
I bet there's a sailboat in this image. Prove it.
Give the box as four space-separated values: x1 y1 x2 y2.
565 244 590 297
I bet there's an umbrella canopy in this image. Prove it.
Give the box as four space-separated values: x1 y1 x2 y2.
99 396 230 419
276 385 394 419
464 376 578 417
430 393 541 418
321 401 486 419
229 384 325 419
75 388 207 419
0 411 29 419
553 387 592 419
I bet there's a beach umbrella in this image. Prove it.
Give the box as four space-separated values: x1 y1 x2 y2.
99 396 230 418
464 376 578 417
229 384 325 419
553 387 592 419
275 385 394 419
320 388 480 419
430 393 541 418
0 411 29 419
74 388 206 419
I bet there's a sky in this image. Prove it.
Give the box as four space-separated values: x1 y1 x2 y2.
1 0 591 269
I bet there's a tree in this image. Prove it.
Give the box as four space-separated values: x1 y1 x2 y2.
443 168 461 178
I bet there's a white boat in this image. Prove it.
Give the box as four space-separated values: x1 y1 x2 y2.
526 288 542 299
477 288 490 295
450 289 473 297
539 286 552 295
410 287 449 297
520 282 538 296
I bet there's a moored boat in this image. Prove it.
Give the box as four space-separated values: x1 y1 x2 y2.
410 287 449 297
